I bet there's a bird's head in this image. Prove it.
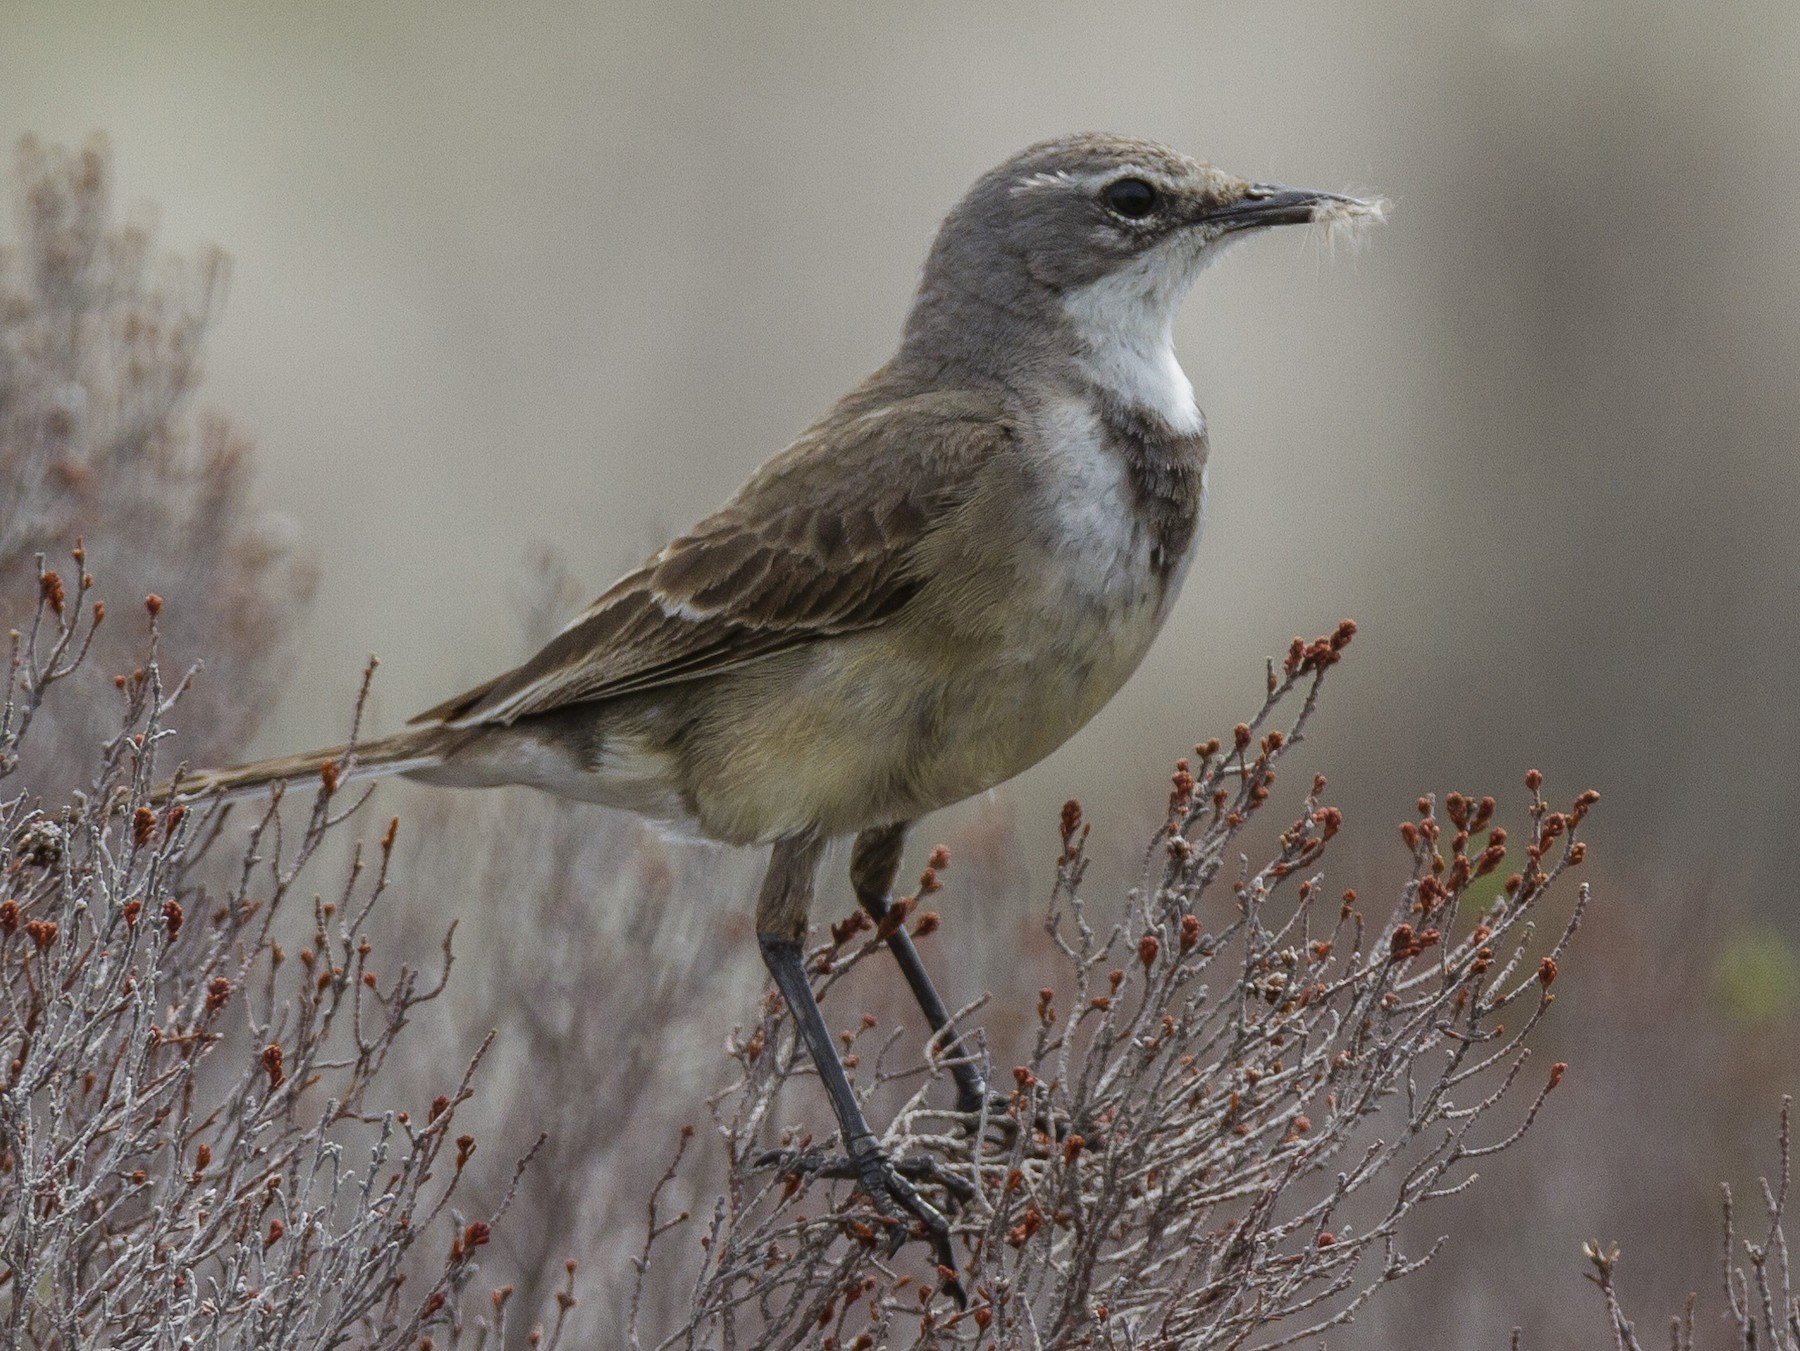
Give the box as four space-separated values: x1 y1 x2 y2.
905 134 1383 378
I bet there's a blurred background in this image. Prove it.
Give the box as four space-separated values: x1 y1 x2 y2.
3 0 1798 1344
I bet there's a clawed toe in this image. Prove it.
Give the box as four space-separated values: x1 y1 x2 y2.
755 1145 976 1204
853 1146 965 1305
753 1143 969 1306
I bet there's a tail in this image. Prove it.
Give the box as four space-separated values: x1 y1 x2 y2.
153 726 459 806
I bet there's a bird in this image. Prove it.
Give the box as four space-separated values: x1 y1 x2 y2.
163 133 1381 1289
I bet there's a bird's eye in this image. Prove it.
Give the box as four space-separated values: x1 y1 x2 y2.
1101 177 1158 220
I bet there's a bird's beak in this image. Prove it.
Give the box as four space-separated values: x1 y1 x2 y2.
1201 184 1382 234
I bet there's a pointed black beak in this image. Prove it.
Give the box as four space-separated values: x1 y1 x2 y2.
1202 184 1376 233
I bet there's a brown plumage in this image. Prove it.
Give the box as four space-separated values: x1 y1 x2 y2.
412 389 1005 726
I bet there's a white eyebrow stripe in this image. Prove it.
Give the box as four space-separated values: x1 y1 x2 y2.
1012 164 1175 196
1013 169 1073 194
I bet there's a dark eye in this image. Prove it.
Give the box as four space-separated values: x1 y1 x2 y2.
1101 177 1158 220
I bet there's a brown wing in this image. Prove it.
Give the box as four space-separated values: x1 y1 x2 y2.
411 389 1013 728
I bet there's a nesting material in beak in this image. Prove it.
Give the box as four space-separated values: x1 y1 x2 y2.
1205 185 1390 241
1304 193 1390 251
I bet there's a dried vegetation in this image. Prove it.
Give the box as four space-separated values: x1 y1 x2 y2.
8 134 1757 1351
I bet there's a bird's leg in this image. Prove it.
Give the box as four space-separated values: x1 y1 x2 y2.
755 835 960 1291
849 823 989 1116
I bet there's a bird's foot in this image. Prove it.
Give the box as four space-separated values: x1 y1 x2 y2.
755 1143 969 1306
849 1141 966 1307
754 1144 977 1205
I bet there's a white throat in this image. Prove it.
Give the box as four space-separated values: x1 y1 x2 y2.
1060 238 1206 435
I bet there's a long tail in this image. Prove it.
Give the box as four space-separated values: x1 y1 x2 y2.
154 726 459 806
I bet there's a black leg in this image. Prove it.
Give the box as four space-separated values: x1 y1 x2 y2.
758 933 881 1160
850 823 989 1115
757 933 958 1274
753 836 962 1302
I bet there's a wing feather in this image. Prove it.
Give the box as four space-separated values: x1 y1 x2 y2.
410 390 1012 728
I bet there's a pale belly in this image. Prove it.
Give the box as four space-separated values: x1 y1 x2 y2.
897 623 1165 815
675 533 1192 843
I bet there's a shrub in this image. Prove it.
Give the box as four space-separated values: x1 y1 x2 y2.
0 135 534 1351
622 626 1596 1347
1577 1099 1800 1351
0 134 314 799
0 136 1607 1350
0 571 543 1348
